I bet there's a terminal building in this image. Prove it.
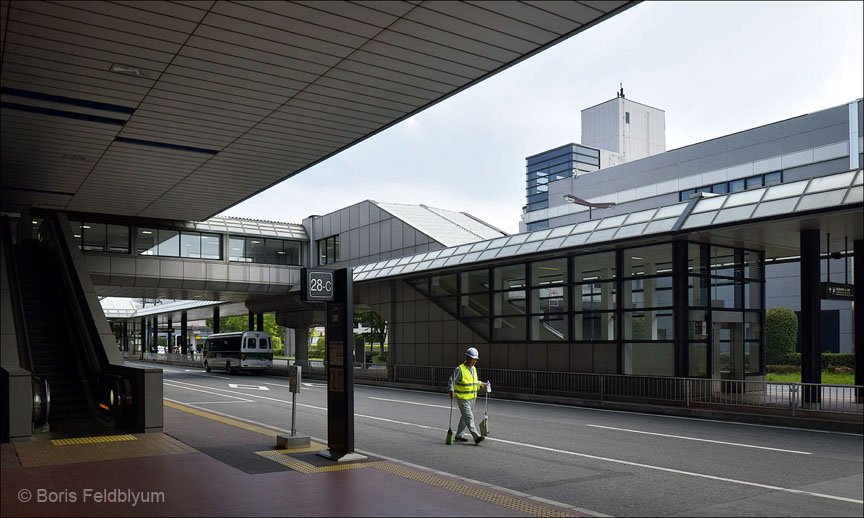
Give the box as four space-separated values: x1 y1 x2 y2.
521 95 862 354
0 0 860 444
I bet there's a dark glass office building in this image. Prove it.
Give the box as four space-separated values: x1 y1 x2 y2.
525 144 601 230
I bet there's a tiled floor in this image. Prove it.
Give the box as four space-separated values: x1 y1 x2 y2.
0 402 585 517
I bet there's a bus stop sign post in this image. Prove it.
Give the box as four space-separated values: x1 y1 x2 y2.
316 268 366 462
276 364 310 448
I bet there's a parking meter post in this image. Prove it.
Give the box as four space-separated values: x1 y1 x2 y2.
277 365 309 448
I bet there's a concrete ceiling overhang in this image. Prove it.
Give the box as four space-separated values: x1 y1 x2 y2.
0 0 637 221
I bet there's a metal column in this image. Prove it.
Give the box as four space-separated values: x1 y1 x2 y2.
800 229 821 404
213 306 220 333
855 240 862 401
181 311 188 355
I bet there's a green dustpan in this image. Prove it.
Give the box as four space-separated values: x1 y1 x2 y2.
445 397 454 445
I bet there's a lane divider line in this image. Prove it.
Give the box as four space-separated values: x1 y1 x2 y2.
586 425 813 454
162 380 861 505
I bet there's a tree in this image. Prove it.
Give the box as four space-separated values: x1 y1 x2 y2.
354 310 387 356
766 307 798 365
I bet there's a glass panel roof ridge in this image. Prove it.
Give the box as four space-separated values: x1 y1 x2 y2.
352 169 862 282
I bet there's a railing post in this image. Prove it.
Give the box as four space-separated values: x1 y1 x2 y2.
531 371 537 394
790 383 797 417
684 378 690 407
600 376 605 401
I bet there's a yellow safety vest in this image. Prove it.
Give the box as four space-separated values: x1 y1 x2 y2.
455 364 479 400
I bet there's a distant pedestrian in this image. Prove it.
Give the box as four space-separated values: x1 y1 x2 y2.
448 347 488 445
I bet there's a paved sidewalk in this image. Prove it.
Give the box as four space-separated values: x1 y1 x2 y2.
1 402 587 517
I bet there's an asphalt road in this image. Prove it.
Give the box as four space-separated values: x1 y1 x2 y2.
132 361 864 517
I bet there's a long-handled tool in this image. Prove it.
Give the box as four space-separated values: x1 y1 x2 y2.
445 397 454 445
479 381 490 437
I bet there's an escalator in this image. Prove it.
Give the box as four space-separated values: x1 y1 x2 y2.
14 241 101 432
2 213 162 441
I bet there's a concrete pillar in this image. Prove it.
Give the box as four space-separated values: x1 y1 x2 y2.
800 229 821 404
213 306 220 333
140 318 146 354
855 240 862 401
181 311 188 355
294 327 310 369
248 311 254 331
167 316 173 353
257 312 264 332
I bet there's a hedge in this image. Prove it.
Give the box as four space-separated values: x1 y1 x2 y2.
775 353 854 369
765 307 798 364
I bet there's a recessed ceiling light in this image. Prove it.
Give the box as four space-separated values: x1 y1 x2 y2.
110 64 143 77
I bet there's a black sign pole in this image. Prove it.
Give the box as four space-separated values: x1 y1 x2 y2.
317 268 366 462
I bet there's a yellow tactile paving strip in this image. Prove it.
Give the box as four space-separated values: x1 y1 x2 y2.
50 434 137 446
14 433 196 468
166 400 576 517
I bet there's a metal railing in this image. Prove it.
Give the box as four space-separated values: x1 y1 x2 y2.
393 365 863 417
133 354 862 418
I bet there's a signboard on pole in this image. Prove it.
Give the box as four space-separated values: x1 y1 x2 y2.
301 268 335 302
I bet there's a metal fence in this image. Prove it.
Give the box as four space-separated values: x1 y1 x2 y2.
393 365 863 417
133 353 861 418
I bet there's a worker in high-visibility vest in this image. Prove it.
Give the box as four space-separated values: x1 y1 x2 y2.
448 347 488 445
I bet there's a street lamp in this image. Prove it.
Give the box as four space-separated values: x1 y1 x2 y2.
563 194 616 220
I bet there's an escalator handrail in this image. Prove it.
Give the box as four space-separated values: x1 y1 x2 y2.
0 215 35 373
39 214 110 372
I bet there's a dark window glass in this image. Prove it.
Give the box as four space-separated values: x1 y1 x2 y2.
318 235 339 265
572 252 616 282
729 179 746 192
526 220 549 231
573 312 615 340
625 112 630 124
82 222 106 251
431 274 458 297
460 295 490 317
70 221 83 250
764 171 782 186
494 264 525 290
246 238 265 263
624 310 674 340
574 282 616 311
246 338 256 349
679 189 696 201
493 291 526 316
623 342 674 376
623 244 673 277
106 224 130 253
532 286 567 313
283 241 301 265
531 258 566 286
746 175 763 189
711 183 728 194
265 239 282 264
460 269 489 294
531 314 567 341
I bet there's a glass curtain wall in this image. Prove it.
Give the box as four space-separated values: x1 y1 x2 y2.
402 240 764 379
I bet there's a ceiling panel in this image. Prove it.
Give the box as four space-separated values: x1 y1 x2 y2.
1 0 638 221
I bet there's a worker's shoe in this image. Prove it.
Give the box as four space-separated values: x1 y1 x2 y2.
474 436 485 445
454 436 468 442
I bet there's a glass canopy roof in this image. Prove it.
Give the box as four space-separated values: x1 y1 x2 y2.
354 169 862 282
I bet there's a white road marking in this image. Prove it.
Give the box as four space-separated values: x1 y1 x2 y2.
586 425 812 454
164 379 325 410
183 401 254 405
159 380 861 505
163 382 254 402
369 396 449 409
228 384 269 391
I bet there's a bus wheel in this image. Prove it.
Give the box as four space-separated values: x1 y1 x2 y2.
226 362 233 374
204 362 211 373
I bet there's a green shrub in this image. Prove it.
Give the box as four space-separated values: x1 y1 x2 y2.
822 353 854 369
765 307 797 364
767 365 800 374
782 352 801 366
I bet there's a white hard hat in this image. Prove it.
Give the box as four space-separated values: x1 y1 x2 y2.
466 347 479 359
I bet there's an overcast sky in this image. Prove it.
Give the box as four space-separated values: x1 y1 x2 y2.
223 1 864 235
